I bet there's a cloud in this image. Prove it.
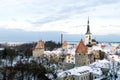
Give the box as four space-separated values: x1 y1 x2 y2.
31 14 70 26
0 0 120 36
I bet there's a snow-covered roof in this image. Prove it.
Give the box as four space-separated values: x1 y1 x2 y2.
57 66 102 78
92 45 102 51
90 59 110 69
0 48 4 51
108 55 120 62
44 49 62 55
103 45 112 53
67 48 76 55
57 66 90 78
116 49 120 53
44 48 76 55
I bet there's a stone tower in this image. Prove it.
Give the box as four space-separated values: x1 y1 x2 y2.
75 39 89 67
85 18 92 45
33 40 44 57
62 41 68 54
62 41 68 50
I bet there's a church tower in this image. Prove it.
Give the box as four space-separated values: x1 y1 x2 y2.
85 17 92 45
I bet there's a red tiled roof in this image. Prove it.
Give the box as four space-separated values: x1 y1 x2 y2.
62 41 68 48
75 39 88 53
35 40 44 49
66 54 71 56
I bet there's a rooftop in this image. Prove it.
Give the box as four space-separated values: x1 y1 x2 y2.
35 40 44 49
75 39 88 53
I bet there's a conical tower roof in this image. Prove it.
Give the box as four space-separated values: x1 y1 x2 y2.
75 39 88 53
35 40 44 49
86 17 91 34
62 41 68 49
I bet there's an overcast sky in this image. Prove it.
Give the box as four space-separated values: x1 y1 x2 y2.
0 0 120 42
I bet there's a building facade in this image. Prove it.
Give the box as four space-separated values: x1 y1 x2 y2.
65 54 75 64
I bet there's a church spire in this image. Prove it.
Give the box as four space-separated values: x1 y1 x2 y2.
86 17 91 34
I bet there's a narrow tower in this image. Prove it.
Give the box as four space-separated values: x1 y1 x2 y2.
85 17 92 45
61 34 63 45
75 39 89 67
33 40 44 58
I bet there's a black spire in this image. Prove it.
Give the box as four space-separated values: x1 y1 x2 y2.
86 17 91 34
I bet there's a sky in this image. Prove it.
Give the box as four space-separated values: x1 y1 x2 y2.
0 0 120 42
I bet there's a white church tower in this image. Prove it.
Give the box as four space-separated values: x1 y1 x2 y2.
85 18 92 45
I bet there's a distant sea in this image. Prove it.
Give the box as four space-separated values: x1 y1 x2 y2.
0 41 120 45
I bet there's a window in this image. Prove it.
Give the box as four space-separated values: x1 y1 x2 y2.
81 77 83 80
95 76 96 79
68 56 70 59
83 62 86 65
71 58 74 60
